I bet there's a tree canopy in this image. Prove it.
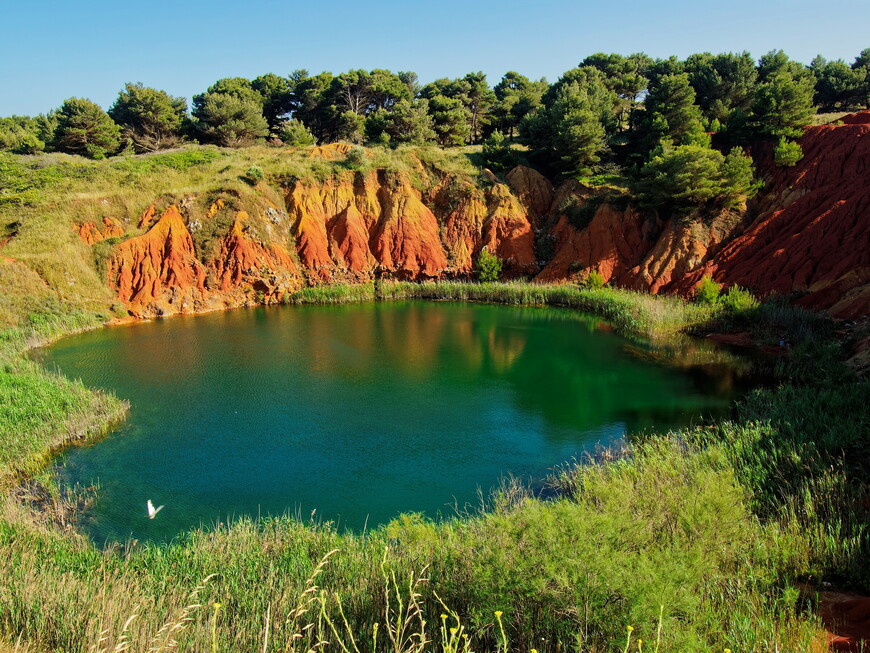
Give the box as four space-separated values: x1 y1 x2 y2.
3 46 867 206
636 144 757 216
53 98 121 159
109 83 187 152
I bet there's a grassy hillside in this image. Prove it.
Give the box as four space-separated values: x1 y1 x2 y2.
0 146 867 651
0 144 482 326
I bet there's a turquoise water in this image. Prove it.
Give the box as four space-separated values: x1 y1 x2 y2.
37 301 742 544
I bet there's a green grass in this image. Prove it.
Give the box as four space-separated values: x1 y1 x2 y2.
696 382 870 588
0 307 127 485
810 112 853 126
376 280 716 340
0 425 833 652
286 282 377 305
0 280 858 651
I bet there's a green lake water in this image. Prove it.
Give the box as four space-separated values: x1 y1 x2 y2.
36 301 745 544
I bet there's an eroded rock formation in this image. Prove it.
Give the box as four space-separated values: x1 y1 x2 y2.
676 113 870 318
76 217 124 245
107 205 207 317
101 114 870 320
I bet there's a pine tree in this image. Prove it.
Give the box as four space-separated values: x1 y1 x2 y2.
53 98 121 159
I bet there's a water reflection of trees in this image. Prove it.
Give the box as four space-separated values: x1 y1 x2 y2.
51 302 749 446
275 302 744 441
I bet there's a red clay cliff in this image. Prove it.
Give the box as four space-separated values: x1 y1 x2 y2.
94 114 870 321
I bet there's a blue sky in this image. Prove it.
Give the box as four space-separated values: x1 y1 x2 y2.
2 0 868 116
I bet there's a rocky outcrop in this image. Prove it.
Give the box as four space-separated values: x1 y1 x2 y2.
624 210 741 293
285 170 542 281
107 204 305 318
286 173 371 278
536 111 870 318
370 172 448 278
309 143 354 161
100 114 870 320
674 113 870 317
138 205 157 229
107 205 207 317
506 165 554 229
537 202 649 284
207 214 301 305
480 182 537 274
427 176 488 273
76 217 124 245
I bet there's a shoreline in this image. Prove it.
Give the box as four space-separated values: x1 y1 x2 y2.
10 280 725 535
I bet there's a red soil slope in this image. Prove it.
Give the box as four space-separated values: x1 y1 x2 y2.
107 205 207 317
679 113 870 318
76 217 124 245
101 116 870 320
208 213 301 304
819 591 870 652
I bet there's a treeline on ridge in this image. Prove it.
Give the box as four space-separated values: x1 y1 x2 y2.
2 48 869 215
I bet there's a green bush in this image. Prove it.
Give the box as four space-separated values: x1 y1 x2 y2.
720 284 759 313
774 137 804 167
695 274 722 304
474 248 503 282
480 130 515 174
636 144 757 216
244 165 265 184
343 146 367 171
583 270 606 288
278 119 316 147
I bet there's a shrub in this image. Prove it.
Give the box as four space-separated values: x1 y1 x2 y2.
480 130 515 174
774 137 804 167
0 116 46 154
343 146 367 171
720 284 759 313
278 119 316 147
108 83 187 153
475 248 503 282
244 165 264 184
192 93 269 147
636 144 757 216
695 275 722 304
52 97 122 159
583 270 606 288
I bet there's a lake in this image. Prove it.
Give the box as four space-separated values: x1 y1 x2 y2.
36 301 744 543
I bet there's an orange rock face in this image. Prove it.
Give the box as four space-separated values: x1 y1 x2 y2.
108 205 207 317
676 113 870 318
101 217 124 239
819 591 870 652
370 173 448 278
537 200 649 284
308 143 354 161
286 171 382 280
480 183 537 274
286 171 458 280
426 176 488 274
506 165 554 229
101 116 870 320
625 210 741 293
208 214 301 303
138 205 157 229
536 112 870 319
76 217 124 245
76 223 102 245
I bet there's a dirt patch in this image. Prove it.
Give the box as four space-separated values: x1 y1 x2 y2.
819 590 870 652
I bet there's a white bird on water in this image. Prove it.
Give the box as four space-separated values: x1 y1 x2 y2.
147 499 164 519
